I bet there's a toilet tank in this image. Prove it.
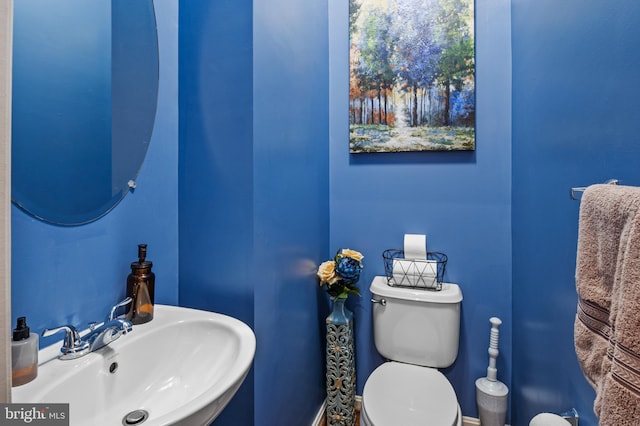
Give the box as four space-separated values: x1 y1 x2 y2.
370 276 463 368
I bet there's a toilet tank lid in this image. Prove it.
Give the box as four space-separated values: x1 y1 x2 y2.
370 276 462 303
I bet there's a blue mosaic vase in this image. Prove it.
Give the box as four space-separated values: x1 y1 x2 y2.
326 297 356 426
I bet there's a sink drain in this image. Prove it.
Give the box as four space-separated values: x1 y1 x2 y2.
122 410 149 425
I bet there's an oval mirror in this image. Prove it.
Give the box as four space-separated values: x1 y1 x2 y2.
11 0 159 226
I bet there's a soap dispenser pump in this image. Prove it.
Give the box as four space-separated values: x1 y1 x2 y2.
12 316 38 386
126 244 155 324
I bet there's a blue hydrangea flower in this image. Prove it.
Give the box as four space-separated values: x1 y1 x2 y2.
335 256 362 283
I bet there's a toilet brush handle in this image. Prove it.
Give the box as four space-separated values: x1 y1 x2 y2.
487 317 502 381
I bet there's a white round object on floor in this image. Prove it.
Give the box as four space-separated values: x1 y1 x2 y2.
529 413 570 426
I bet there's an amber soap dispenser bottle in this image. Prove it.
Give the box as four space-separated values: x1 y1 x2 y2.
126 244 155 324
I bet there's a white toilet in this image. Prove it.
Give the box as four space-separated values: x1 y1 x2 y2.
361 276 464 426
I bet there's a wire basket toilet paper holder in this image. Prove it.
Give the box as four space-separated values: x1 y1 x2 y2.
382 249 447 291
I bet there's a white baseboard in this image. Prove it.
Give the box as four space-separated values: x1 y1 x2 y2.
311 399 327 426
355 394 362 410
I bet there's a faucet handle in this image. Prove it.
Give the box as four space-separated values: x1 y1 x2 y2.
42 325 90 359
109 297 133 321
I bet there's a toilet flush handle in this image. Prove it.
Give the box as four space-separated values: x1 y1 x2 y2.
371 298 386 306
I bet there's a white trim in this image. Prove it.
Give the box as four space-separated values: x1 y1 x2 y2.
462 416 481 426
0 0 13 403
311 399 327 426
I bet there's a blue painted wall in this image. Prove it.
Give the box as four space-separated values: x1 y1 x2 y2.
178 0 329 425
178 1 255 424
11 0 179 350
329 0 512 420
252 0 329 423
511 1 640 425
13 1 640 424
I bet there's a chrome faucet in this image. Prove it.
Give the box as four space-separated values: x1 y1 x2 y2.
43 297 133 360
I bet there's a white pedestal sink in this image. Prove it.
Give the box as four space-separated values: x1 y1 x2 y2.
12 305 256 426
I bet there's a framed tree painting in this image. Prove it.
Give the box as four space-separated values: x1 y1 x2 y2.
349 0 475 153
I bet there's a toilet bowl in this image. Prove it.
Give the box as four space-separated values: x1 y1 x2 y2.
363 276 463 426
361 362 462 426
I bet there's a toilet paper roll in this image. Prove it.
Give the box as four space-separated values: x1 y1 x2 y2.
392 259 437 276
391 273 438 288
392 259 438 288
404 234 427 260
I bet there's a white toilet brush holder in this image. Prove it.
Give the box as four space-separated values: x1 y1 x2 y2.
476 381 508 426
475 317 509 426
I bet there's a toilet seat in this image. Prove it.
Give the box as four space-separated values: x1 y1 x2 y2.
361 362 460 426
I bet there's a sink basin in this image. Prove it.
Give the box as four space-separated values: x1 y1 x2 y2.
12 305 256 426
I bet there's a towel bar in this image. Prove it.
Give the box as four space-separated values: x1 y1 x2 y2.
570 179 619 200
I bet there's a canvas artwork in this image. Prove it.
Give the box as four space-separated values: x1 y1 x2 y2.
349 0 475 153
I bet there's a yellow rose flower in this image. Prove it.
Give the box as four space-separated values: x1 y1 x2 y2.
317 260 339 285
341 249 364 262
